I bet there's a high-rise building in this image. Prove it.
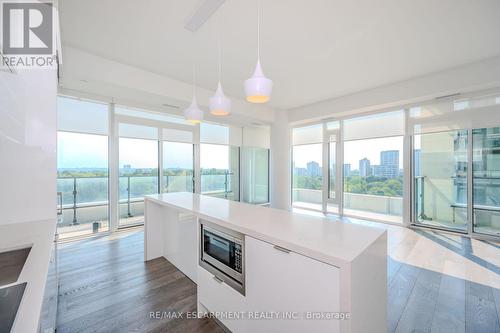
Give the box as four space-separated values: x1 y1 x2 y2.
372 150 399 178
343 164 351 177
307 161 321 177
414 149 421 176
359 158 371 177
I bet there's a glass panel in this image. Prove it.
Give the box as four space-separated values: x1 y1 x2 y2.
119 123 158 140
200 144 240 201
162 141 193 193
327 141 338 213
413 130 468 231
344 110 404 141
292 124 323 145
115 106 192 125
241 147 269 204
57 97 109 135
57 132 109 238
343 136 403 223
119 137 159 227
292 144 323 211
162 128 193 143
472 127 500 236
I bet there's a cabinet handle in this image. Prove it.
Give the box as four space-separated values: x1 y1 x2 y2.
213 275 224 284
273 245 291 254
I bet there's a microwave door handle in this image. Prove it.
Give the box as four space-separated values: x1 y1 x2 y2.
212 236 230 248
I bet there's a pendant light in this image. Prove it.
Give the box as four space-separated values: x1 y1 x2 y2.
244 0 272 103
209 29 231 116
184 41 204 124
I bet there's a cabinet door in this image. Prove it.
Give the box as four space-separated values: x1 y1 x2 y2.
245 236 341 333
197 267 249 332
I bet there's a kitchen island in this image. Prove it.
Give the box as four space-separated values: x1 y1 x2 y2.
144 192 387 333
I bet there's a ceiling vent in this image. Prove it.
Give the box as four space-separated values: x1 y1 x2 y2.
184 0 226 32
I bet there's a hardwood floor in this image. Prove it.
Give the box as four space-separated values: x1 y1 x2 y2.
56 220 500 333
56 229 223 333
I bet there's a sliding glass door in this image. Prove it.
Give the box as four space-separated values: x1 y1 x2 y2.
56 96 110 239
162 141 194 193
292 144 323 211
200 144 240 201
118 125 159 227
413 130 468 231
241 147 269 204
472 127 500 236
57 132 109 238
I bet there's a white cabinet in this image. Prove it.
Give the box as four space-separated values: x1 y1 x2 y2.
0 69 57 225
245 236 341 333
197 266 249 332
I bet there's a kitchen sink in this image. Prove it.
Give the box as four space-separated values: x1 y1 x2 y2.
0 247 31 286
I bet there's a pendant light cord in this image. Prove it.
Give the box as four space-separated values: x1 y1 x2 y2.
257 0 261 61
218 23 222 82
192 33 196 97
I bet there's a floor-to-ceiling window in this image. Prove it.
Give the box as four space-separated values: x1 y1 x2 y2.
57 96 110 238
472 127 500 236
118 123 159 227
413 130 468 231
162 140 194 193
200 123 240 201
327 121 340 214
200 144 240 201
241 147 269 204
342 111 404 223
292 124 323 211
409 93 500 237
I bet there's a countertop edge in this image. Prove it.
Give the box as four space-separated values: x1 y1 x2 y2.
0 218 57 333
145 195 386 269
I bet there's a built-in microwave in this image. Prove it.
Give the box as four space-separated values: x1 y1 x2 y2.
199 220 245 295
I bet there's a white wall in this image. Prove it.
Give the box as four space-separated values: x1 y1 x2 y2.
0 69 58 224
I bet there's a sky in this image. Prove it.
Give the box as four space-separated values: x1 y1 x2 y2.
59 131 404 171
57 132 230 170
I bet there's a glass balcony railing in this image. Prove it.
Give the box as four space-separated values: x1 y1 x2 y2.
56 174 237 229
292 187 403 222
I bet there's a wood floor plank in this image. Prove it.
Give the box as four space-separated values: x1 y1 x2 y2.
466 280 499 333
387 263 421 333
430 273 466 333
395 268 442 333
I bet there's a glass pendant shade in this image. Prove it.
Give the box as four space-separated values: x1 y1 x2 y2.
245 60 273 103
209 81 231 116
183 96 204 124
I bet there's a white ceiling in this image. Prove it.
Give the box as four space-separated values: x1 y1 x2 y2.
59 0 500 110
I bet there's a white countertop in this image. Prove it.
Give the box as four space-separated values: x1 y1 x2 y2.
0 219 56 333
146 193 386 268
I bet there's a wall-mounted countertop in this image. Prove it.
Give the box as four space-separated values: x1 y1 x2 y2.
0 219 56 333
146 193 386 268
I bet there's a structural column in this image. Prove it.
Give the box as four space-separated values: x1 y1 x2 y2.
270 109 291 210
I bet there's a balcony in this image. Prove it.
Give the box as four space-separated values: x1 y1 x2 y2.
292 188 403 223
56 174 235 238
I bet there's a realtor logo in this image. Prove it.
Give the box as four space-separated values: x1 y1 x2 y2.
1 1 56 68
2 1 53 55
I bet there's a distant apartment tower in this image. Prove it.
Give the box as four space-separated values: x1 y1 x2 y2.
359 158 371 177
343 164 351 177
414 149 421 176
307 161 321 177
376 150 400 178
